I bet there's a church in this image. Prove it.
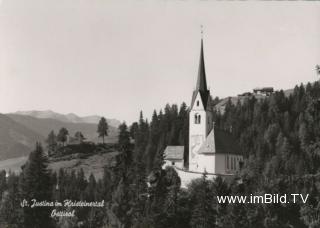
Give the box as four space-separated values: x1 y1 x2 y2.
163 38 243 186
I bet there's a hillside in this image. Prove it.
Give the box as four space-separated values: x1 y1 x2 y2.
0 156 28 173
8 114 118 144
0 150 119 180
0 114 44 160
0 113 119 161
48 151 119 179
214 88 294 114
12 110 121 127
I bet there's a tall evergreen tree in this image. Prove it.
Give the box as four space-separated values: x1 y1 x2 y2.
74 131 85 143
190 173 216 228
118 122 131 152
46 130 57 156
20 143 54 228
0 172 23 227
97 117 109 144
57 127 69 147
0 170 6 201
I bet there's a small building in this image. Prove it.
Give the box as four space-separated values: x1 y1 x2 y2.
163 146 184 169
253 87 274 96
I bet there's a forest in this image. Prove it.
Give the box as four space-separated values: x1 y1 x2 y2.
0 81 320 228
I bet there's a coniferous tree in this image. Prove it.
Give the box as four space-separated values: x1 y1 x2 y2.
97 117 109 144
0 172 23 227
46 130 57 156
20 143 54 228
74 131 85 143
130 122 139 140
57 127 69 147
0 170 6 201
118 122 131 152
190 173 216 228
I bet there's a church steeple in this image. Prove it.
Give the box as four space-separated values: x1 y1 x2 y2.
189 30 214 173
191 36 210 110
196 39 207 92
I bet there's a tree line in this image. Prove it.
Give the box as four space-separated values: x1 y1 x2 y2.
46 117 110 156
1 81 320 227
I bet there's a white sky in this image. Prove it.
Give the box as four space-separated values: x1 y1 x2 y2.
0 0 320 124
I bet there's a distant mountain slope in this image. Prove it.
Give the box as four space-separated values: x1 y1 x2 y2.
0 113 118 161
0 114 44 160
13 110 121 127
7 114 118 144
214 88 294 114
0 156 27 173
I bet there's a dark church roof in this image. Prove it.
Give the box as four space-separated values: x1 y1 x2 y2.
196 39 207 92
191 39 210 110
198 127 241 155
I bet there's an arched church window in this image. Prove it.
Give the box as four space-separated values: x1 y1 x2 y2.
198 115 201 124
197 100 199 106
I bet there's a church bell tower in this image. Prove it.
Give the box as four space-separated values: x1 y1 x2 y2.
189 38 213 172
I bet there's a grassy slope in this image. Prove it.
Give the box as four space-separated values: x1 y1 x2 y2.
48 151 119 179
0 151 119 180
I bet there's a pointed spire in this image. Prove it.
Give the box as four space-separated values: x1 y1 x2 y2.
190 28 210 110
196 37 207 92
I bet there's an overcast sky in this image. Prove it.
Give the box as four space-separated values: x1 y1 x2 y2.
0 0 320 124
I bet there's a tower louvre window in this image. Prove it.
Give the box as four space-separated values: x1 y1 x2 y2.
197 100 199 106
194 113 201 124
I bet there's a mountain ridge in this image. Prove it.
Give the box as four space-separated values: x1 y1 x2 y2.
12 110 121 127
0 112 120 161
0 114 45 160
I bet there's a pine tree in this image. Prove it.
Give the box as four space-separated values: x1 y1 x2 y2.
118 122 131 152
97 117 109 144
145 110 160 171
20 143 54 228
0 170 6 201
46 130 57 156
74 131 85 143
0 172 23 227
57 127 69 147
190 173 216 228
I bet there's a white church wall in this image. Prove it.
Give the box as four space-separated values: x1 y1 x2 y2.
197 154 215 173
189 92 209 171
191 92 205 111
175 161 184 169
175 168 213 188
174 166 235 188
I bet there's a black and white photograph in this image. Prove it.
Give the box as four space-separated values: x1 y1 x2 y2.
0 0 320 227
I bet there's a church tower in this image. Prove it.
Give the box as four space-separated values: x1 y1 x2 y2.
189 38 213 172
